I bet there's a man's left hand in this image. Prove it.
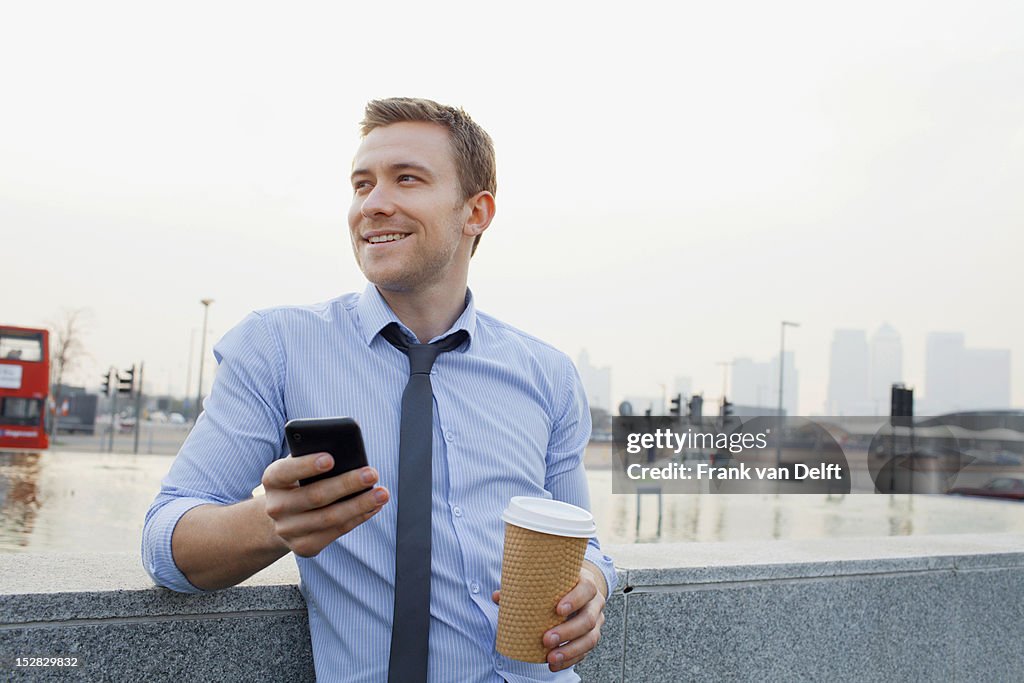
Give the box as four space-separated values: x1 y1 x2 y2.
491 560 608 672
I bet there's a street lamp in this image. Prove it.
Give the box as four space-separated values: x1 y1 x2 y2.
776 320 800 467
195 298 214 422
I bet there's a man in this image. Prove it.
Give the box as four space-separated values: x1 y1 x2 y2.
143 97 616 682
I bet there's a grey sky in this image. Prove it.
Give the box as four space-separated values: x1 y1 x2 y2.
3 1 1021 413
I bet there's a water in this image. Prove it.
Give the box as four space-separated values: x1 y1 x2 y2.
2 449 1022 553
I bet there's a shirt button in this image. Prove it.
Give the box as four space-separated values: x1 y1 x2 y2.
453 506 463 517
444 431 455 442
470 582 480 594
496 660 503 670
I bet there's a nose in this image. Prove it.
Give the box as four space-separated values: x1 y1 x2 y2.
359 182 395 219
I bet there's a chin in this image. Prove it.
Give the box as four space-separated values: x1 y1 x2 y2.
370 278 416 293
357 252 451 293
359 265 418 292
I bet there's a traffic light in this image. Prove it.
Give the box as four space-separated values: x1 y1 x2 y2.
722 398 734 418
687 395 703 421
669 393 682 416
891 384 913 418
119 365 135 395
100 370 111 397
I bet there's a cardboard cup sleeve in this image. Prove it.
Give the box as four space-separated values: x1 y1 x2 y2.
495 523 589 662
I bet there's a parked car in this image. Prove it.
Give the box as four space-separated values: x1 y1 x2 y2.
947 477 1024 501
168 412 186 425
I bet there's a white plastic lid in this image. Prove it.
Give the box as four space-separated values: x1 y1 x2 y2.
501 496 597 538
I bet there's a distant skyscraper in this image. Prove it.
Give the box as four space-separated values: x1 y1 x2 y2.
576 349 611 412
960 349 1011 410
925 333 965 415
732 358 771 407
869 323 903 415
731 353 798 414
673 376 692 401
826 330 871 415
962 350 1011 409
925 333 1011 413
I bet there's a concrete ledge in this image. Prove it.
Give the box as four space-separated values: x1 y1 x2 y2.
0 554 313 681
2 534 1022 681
606 533 1024 682
605 532 1024 587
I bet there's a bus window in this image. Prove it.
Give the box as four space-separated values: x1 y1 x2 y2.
1 397 43 426
0 331 44 362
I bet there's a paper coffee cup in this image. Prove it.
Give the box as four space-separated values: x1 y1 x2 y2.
495 497 597 662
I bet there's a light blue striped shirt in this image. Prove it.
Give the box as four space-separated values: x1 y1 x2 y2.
142 284 617 683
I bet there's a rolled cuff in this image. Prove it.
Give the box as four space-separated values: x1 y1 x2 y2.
583 541 617 597
141 496 218 594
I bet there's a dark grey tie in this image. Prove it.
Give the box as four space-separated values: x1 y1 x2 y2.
381 322 468 683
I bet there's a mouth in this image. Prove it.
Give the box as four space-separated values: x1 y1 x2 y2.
365 233 409 245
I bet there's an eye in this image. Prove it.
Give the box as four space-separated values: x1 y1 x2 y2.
352 180 372 193
397 174 418 183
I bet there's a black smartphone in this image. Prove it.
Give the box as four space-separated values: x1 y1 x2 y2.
285 417 371 495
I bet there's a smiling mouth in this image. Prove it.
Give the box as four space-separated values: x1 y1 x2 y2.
367 233 409 244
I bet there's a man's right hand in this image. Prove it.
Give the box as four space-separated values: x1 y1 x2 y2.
262 453 390 558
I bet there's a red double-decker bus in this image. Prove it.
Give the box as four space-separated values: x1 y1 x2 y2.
0 326 50 451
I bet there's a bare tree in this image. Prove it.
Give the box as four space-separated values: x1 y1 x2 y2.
49 308 92 438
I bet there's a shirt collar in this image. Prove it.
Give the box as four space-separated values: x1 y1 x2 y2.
355 282 477 351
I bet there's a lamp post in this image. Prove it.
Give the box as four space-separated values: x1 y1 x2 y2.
776 321 799 467
195 299 214 422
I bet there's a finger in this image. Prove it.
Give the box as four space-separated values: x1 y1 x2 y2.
274 486 389 538
267 465 379 516
549 650 588 673
543 596 603 649
298 466 379 511
491 590 501 604
547 611 605 671
553 574 599 619
262 452 334 490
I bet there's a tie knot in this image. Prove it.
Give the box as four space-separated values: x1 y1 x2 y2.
380 323 468 375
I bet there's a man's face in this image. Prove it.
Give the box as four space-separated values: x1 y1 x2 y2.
349 121 471 293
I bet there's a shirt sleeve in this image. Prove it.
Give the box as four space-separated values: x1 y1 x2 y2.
543 355 617 597
141 311 287 592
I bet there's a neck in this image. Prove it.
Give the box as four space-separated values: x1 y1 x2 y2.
376 281 468 343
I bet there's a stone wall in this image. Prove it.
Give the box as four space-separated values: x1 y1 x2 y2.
2 533 1021 681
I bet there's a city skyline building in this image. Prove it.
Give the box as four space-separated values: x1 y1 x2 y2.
925 332 964 415
673 375 692 402
731 352 798 416
731 357 772 408
869 323 903 415
925 333 1011 413
961 349 1011 410
826 329 871 415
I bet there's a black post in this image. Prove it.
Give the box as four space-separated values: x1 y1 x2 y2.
133 362 144 454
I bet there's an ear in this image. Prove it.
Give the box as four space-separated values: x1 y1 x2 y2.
463 191 496 238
